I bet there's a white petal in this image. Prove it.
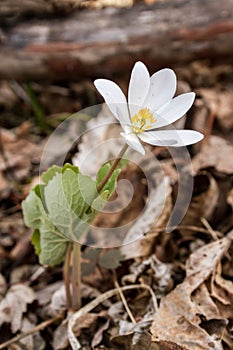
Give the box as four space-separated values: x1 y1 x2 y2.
144 68 176 111
94 79 130 127
139 130 203 147
154 92 195 128
128 61 150 118
121 132 145 155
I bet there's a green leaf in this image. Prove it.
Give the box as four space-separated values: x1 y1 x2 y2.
31 229 41 256
39 218 69 266
97 163 111 184
62 163 79 174
41 165 62 185
85 189 109 219
105 168 121 195
22 185 46 229
43 169 97 242
97 162 121 195
99 249 125 269
22 162 121 267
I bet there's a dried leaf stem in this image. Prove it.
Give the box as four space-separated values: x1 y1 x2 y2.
112 269 136 324
0 313 64 350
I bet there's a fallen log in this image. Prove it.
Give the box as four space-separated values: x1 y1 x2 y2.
0 0 233 81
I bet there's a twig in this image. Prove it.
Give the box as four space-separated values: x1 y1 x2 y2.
68 283 158 350
146 224 222 236
0 314 64 349
201 218 232 260
200 217 220 240
112 270 136 324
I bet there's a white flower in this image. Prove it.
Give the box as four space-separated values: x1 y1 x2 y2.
94 61 203 155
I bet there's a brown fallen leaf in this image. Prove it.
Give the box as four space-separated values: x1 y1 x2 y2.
0 284 36 333
192 136 233 174
179 171 219 235
192 284 220 320
0 127 41 200
122 255 172 298
151 234 233 349
215 91 233 132
111 319 152 350
74 311 109 345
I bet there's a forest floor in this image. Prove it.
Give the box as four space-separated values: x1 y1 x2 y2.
0 46 233 350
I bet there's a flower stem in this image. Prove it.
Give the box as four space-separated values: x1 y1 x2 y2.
97 143 129 193
63 243 72 310
72 242 82 311
68 143 128 311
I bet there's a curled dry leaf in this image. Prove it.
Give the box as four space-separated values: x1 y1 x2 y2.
122 256 172 298
111 319 152 350
53 312 110 349
179 172 219 235
151 234 233 350
0 284 36 333
54 311 110 350
208 259 233 321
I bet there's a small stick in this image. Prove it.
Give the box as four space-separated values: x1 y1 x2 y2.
0 314 63 349
200 217 220 240
147 224 221 236
112 270 136 324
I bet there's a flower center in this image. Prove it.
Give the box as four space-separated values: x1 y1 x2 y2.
131 108 156 134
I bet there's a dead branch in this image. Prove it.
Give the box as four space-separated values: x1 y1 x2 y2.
0 0 233 81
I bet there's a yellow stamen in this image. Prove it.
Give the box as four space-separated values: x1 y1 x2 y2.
131 108 156 133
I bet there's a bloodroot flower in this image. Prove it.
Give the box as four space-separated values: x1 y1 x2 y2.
94 61 203 155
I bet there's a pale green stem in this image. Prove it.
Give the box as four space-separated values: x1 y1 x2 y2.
63 243 72 310
97 143 129 192
72 242 82 310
